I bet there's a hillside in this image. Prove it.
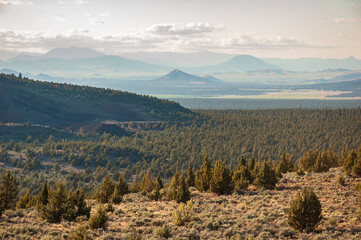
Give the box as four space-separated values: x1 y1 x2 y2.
0 73 192 127
151 69 223 86
0 168 360 239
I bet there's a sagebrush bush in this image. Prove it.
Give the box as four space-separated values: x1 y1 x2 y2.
287 187 322 231
69 224 89 240
173 201 193 226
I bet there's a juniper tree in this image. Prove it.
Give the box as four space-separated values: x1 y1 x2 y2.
232 164 252 190
167 172 190 203
64 188 90 221
97 174 115 204
111 174 129 204
17 189 36 209
39 181 68 223
288 187 322 232
0 170 18 210
254 161 278 190
38 182 49 206
140 170 155 194
210 160 234 195
156 173 164 189
195 154 212 192
186 162 195 187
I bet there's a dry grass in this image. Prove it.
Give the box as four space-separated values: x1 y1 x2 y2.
1 167 361 239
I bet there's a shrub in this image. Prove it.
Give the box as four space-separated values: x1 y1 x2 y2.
156 224 172 239
338 176 346 186
173 200 193 226
69 224 89 240
88 205 108 230
209 160 234 195
287 187 322 231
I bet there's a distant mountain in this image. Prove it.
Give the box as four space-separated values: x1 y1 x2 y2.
0 55 171 78
184 55 281 73
10 47 105 61
121 51 235 67
0 73 192 127
263 56 361 71
151 69 223 86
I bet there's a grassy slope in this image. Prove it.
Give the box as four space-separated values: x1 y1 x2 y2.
0 74 192 127
0 168 360 239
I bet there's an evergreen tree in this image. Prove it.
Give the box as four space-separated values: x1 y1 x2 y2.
195 154 212 192
38 182 49 206
111 175 128 205
232 164 252 190
343 150 357 176
17 189 36 209
97 174 115 204
288 187 322 231
140 170 155 194
276 153 290 174
0 170 18 210
39 181 68 223
210 160 234 195
186 162 195 187
254 161 278 190
64 188 90 221
156 173 164 189
167 172 190 203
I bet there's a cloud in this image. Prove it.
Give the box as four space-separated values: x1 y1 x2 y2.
74 0 86 4
0 26 337 55
334 18 361 23
351 2 361 7
0 0 32 5
88 18 104 25
148 23 224 36
54 16 66 22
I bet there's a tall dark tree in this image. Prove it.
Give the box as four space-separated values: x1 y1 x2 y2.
210 160 234 195
97 174 115 204
0 170 18 210
195 154 212 192
167 172 190 203
186 162 195 187
38 182 49 206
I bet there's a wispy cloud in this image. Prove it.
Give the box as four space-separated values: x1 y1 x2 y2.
0 24 338 55
334 18 361 23
148 23 225 36
0 0 32 5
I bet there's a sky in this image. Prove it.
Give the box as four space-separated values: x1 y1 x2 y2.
0 0 360 59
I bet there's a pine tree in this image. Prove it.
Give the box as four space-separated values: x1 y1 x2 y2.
156 173 164 189
288 187 322 232
0 170 18 210
210 160 234 195
140 170 155 194
254 161 278 190
232 164 252 190
186 162 195 187
17 189 36 209
111 175 128 204
343 150 357 175
167 172 190 203
38 182 49 206
39 181 68 223
64 188 90 221
97 174 115 204
195 154 212 192
276 153 290 174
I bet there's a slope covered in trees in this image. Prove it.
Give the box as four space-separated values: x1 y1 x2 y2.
0 73 192 127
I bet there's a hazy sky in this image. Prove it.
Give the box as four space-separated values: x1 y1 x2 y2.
0 0 360 58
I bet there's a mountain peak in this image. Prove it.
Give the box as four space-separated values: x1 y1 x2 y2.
154 69 222 85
